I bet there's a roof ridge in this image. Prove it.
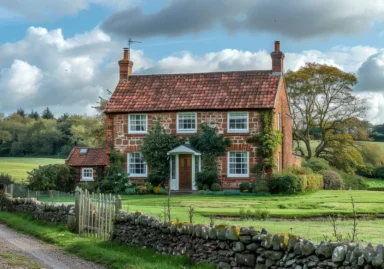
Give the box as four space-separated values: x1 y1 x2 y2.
131 69 272 78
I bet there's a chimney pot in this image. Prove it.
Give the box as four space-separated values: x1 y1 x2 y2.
274 41 280 51
119 48 134 80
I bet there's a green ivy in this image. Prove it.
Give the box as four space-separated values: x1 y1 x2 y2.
189 123 232 172
140 121 184 183
247 111 283 173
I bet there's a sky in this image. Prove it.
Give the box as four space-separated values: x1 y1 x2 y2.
0 0 383 123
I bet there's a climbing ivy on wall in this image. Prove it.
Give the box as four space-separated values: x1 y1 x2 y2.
247 111 283 174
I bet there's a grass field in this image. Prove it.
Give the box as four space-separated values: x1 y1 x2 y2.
0 157 64 183
118 191 384 244
0 212 210 269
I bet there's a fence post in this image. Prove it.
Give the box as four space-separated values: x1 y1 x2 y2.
115 195 122 220
75 186 82 233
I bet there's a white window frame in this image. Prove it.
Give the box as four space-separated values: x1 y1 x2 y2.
227 151 249 178
127 152 148 177
81 168 94 181
177 112 197 134
227 112 249 133
128 114 148 134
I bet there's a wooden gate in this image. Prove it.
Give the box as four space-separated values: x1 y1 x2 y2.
75 187 122 240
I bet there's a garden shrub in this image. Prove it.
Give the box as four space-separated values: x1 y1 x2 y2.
195 170 218 190
98 150 132 193
0 173 14 185
302 158 330 172
356 164 374 178
373 166 384 179
270 173 304 194
211 183 221 192
239 182 252 193
202 184 210 191
334 169 368 190
28 164 75 192
125 187 136 195
252 179 270 193
290 167 323 191
78 183 95 193
147 171 168 186
153 185 162 194
319 170 344 190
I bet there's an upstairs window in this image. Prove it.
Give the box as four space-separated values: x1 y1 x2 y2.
177 112 197 133
228 112 249 133
128 152 147 177
81 168 94 181
128 114 147 134
228 151 249 177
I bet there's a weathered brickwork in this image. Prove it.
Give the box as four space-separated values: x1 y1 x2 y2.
109 110 273 187
273 78 293 170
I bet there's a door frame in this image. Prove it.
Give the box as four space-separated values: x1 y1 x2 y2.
169 153 201 191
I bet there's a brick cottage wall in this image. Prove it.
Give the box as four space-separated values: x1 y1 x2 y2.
107 110 265 188
273 78 293 171
113 212 384 269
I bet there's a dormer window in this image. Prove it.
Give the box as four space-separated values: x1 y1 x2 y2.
228 112 249 133
128 114 147 134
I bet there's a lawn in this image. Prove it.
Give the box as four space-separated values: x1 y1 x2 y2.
120 190 384 244
0 212 210 269
0 157 64 183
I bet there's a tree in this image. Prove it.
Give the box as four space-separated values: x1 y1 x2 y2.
28 110 40 120
42 107 54 119
285 63 366 168
16 109 26 118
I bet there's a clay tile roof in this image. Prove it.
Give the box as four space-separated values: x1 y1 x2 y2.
66 147 109 167
105 70 281 113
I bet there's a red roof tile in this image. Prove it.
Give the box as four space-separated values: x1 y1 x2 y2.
66 147 109 167
105 70 281 113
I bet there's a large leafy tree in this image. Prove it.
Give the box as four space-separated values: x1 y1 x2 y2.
285 63 366 171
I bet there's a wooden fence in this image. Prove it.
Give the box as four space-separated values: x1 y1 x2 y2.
75 187 122 240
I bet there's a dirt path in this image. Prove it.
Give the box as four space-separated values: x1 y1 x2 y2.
0 224 105 269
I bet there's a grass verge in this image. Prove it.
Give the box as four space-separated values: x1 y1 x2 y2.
0 212 211 269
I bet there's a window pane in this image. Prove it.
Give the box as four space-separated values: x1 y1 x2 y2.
229 152 248 175
229 112 248 131
129 114 147 132
129 152 147 176
178 113 196 131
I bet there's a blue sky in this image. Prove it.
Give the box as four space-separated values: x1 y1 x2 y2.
0 0 383 123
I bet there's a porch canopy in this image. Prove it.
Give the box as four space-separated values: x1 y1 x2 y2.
167 144 201 156
167 144 201 191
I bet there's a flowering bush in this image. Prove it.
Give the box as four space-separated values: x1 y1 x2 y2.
153 185 162 194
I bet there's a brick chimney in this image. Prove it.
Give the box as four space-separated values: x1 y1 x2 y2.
118 48 133 80
270 41 285 73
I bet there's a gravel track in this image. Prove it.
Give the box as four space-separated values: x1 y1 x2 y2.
0 224 105 269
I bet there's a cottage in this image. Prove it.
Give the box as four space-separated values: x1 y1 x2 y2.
104 41 294 190
65 147 109 183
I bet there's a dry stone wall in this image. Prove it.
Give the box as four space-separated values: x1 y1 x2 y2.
0 194 73 224
113 212 384 269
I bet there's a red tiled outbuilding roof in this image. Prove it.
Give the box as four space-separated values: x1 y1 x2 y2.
104 70 281 113
66 147 109 167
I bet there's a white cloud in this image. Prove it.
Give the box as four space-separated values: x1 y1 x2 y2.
0 26 151 115
356 50 384 92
